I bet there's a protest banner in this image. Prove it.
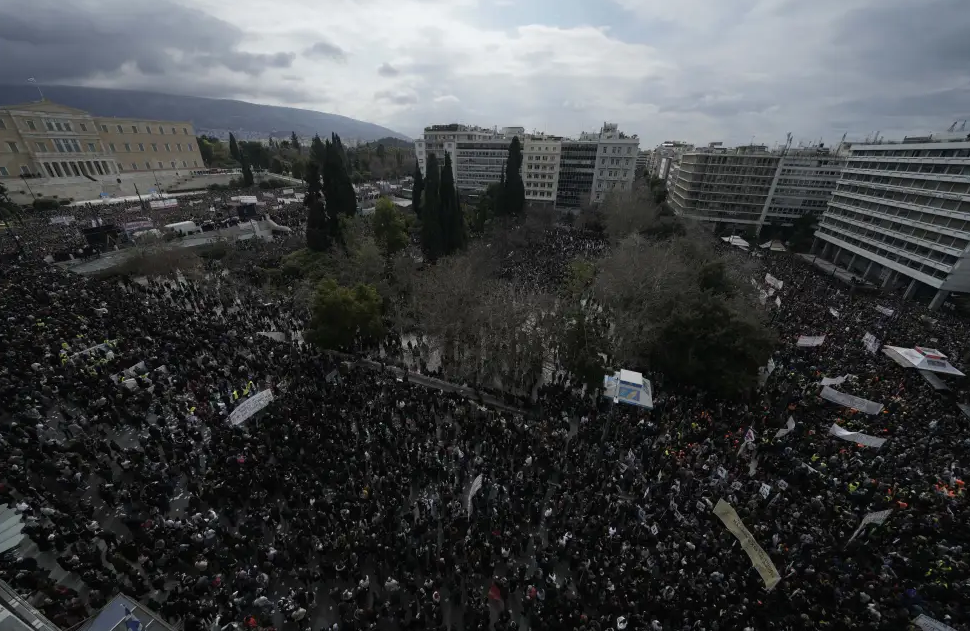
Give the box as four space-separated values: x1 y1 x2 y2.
466 474 483 517
862 332 880 354
847 509 892 543
765 273 783 290
820 386 884 415
713 499 781 590
829 423 887 449
774 417 796 439
797 335 826 347
229 389 274 426
913 614 957 631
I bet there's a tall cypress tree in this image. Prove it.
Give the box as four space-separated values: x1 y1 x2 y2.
229 133 240 162
304 161 330 251
310 134 327 167
421 153 443 262
504 137 525 217
439 153 465 256
412 163 424 218
323 133 358 217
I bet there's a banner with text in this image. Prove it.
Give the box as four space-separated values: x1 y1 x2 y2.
847 509 892 543
829 423 887 449
229 389 274 426
820 386 884 415
713 499 781 590
797 335 826 348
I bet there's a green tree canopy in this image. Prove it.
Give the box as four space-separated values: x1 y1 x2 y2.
306 278 385 352
241 159 254 187
497 137 525 218
290 131 301 154
323 134 358 217
438 153 466 256
373 197 409 258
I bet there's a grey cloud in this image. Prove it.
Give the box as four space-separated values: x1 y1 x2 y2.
0 0 296 85
377 63 400 77
375 89 418 105
304 40 347 61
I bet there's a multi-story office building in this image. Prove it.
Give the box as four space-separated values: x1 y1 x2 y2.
523 134 561 204
455 137 509 192
0 100 203 182
416 121 638 207
668 143 843 233
813 132 970 310
588 123 640 204
556 141 597 209
647 141 693 179
636 151 650 174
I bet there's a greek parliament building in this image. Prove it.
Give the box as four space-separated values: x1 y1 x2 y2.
0 99 204 202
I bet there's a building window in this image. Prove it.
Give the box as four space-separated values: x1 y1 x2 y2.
132 125 138 133
146 161 151 170
101 124 109 133
20 165 29 175
171 127 176 134
25 119 35 131
94 162 104 175
64 122 72 132
157 161 163 169
45 120 54 131
53 139 64 153
35 141 47 152
0 118 5 130
117 163 124 171
159 126 165 134
69 163 79 176
182 160 187 167
5 141 19 153
187 143 193 152
0 167 7 176
165 143 171 151
171 161 176 168
71 139 82 152
79 123 88 132
138 143 145 151
193 160 198 167
117 124 124 133
109 143 116 152
51 163 62 177
176 143 182 151
151 143 158 152
145 126 152 134
43 163 54 177
183 127 189 135
87 142 97 152
132 162 138 170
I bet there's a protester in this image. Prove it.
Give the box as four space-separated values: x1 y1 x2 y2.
1 222 969 631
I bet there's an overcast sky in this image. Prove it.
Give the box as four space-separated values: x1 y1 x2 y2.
0 0 967 146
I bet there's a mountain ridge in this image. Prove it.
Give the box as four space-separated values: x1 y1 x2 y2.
0 85 411 142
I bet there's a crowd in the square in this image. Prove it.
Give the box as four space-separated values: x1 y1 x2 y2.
2 212 969 631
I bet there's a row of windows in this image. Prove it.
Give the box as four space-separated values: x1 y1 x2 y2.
600 157 633 167
526 190 554 198
5 139 193 155
828 196 970 236
840 171 970 195
526 173 554 180
602 146 635 155
825 206 968 257
847 161 970 176
821 226 951 281
0 117 190 136
852 148 970 158
834 185 967 215
598 169 630 179
33 158 200 179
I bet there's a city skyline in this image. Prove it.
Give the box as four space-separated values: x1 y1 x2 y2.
0 0 967 147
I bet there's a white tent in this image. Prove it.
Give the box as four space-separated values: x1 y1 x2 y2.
603 369 654 409
721 235 750 250
882 346 965 376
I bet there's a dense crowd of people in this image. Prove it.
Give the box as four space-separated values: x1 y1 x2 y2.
2 214 970 631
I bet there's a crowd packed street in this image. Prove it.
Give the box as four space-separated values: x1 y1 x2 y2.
2 218 970 631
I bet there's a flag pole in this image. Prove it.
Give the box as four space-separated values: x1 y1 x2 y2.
27 78 44 100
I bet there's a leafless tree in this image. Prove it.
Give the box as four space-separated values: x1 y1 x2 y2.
600 182 663 242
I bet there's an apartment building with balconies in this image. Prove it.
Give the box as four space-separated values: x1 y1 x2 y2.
813 132 970 310
523 134 561 205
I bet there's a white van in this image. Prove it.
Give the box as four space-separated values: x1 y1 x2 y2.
163 221 201 236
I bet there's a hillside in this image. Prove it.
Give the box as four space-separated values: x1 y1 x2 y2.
0 85 410 142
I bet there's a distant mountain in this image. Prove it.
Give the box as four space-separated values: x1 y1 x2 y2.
0 85 410 143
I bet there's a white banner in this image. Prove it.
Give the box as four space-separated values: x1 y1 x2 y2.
282 188 294 195
774 417 795 439
913 614 957 631
229 389 274 426
847 509 892 543
148 199 178 209
862 332 880 354
820 386 884 415
764 273 783 290
466 474 483 517
713 499 781 590
829 423 887 449
774 296 781 308
829 308 840 318
765 358 776 376
875 305 895 317
820 375 854 386
50 215 75 225
797 335 826 348
70 340 117 359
